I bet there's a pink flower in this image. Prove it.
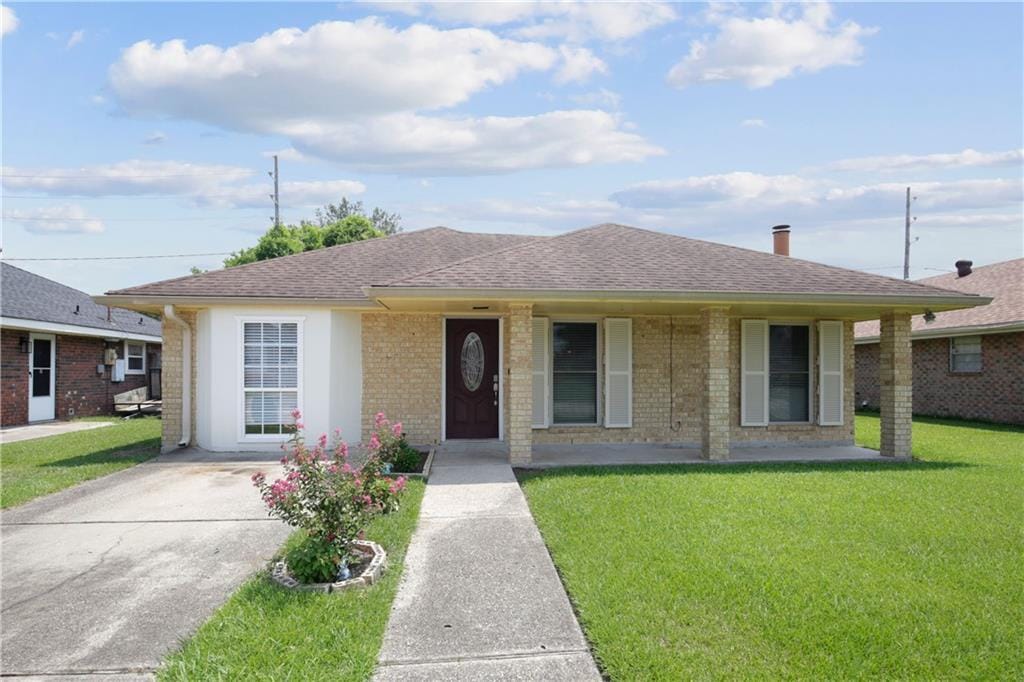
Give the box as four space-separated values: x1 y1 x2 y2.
362 495 373 506
368 433 381 451
295 421 304 431
318 433 328 448
291 408 302 420
374 412 388 428
333 428 342 439
250 471 266 486
392 422 403 437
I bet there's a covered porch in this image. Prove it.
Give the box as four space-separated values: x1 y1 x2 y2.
433 439 891 468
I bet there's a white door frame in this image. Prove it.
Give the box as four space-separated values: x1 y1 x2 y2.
28 332 56 422
441 316 504 442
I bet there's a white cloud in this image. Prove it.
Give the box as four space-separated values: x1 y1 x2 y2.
824 179 1023 213
828 148 1024 173
7 205 105 235
554 45 607 84
613 172 819 208
569 88 622 109
110 19 557 128
142 131 167 145
740 118 766 128
284 110 663 174
90 94 107 106
376 2 678 42
1 160 253 196
1 4 17 37
66 29 85 49
108 18 654 172
194 179 366 209
668 2 876 89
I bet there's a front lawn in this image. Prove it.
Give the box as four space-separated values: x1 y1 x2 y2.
519 415 1023 680
1 417 161 508
158 479 425 681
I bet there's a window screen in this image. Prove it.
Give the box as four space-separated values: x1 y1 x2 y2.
552 322 597 424
243 322 299 435
950 336 982 373
126 343 145 372
769 325 810 422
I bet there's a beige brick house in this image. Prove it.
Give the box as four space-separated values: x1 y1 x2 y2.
97 223 989 463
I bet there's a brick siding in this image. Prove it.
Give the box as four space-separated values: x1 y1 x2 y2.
856 330 1024 425
1 328 160 427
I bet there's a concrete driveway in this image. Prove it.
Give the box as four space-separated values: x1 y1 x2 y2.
1 449 289 679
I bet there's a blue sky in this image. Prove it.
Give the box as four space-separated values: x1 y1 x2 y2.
2 1 1021 294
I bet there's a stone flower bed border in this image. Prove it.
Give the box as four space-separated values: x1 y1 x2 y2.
271 540 388 593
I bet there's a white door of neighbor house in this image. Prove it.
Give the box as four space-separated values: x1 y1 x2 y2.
28 333 56 422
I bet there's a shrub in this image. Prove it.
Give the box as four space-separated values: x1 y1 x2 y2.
251 410 407 582
285 533 339 584
369 412 422 472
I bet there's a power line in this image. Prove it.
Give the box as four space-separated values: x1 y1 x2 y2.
3 252 231 262
2 171 246 179
3 214 261 222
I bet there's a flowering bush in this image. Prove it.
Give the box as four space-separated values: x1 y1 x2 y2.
369 412 423 473
251 410 407 583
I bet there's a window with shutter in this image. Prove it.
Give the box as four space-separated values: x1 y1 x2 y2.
532 318 550 428
818 321 844 425
242 321 300 437
604 318 632 428
552 322 598 424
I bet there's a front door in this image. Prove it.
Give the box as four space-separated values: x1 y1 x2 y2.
28 333 56 422
446 319 499 439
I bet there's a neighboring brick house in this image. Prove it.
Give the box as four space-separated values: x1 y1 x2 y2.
98 223 988 461
1 263 162 426
855 259 1023 425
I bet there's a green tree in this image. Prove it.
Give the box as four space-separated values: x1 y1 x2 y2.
222 198 399 268
322 215 383 247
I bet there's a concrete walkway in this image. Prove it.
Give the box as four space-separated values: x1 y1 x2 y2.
1 420 113 444
373 448 601 681
1 449 288 679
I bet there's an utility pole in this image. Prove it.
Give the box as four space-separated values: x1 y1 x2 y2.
268 154 280 227
903 186 912 280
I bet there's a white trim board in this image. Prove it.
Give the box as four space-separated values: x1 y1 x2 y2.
1 317 161 343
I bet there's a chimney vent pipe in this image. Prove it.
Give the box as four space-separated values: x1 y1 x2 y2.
772 224 791 256
955 260 973 277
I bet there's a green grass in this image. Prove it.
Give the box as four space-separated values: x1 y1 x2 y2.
1 417 161 508
519 415 1024 680
158 480 425 681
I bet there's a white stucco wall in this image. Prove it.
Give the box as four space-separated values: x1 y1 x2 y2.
195 306 362 451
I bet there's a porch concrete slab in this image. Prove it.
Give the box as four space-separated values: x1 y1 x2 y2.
374 455 598 679
0 420 113 444
375 652 601 681
1 450 289 678
431 440 510 468
528 442 885 468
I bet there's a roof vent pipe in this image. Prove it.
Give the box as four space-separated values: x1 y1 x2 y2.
955 260 973 277
772 224 791 256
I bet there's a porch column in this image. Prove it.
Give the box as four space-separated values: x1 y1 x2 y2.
879 311 913 457
507 303 534 465
701 307 730 460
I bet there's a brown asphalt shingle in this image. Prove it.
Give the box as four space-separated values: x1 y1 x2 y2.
108 223 985 303
107 227 542 300
380 223 977 298
855 258 1023 338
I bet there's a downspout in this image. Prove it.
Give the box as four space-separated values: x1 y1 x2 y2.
163 305 191 448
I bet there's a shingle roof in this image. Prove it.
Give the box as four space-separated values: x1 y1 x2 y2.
104 223 984 304
379 223 975 298
855 258 1023 339
107 227 543 300
2 262 162 337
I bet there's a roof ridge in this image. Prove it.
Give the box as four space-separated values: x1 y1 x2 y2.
378 230 548 286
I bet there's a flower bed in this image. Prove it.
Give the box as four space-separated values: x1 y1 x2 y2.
271 540 387 593
251 410 409 587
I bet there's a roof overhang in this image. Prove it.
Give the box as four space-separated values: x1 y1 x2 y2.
855 320 1024 344
94 294 380 314
362 286 992 320
0 316 162 343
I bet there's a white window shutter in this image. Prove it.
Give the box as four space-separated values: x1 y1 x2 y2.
741 320 769 426
531 318 550 428
818 320 844 425
604 318 632 428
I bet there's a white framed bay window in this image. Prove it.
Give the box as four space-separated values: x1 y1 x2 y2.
239 319 302 438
